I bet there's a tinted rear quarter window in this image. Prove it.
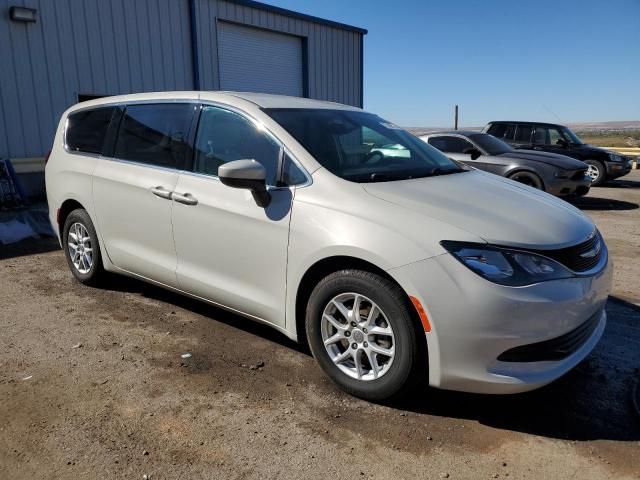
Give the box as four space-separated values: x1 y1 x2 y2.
514 125 533 143
428 136 473 153
487 123 507 138
114 104 194 168
66 107 115 154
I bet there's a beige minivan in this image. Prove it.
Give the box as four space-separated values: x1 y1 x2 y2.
46 91 611 400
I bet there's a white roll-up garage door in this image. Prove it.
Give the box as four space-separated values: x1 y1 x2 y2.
218 22 303 97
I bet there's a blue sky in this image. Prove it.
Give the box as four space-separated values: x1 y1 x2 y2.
261 0 640 127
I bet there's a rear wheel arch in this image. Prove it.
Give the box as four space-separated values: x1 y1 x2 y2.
58 199 86 239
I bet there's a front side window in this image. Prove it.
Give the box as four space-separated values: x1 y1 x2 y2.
533 126 563 145
114 104 194 168
428 136 474 153
66 107 115 154
266 109 464 183
560 126 583 145
193 106 281 185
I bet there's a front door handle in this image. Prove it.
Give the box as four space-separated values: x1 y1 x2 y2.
173 192 198 206
151 186 173 200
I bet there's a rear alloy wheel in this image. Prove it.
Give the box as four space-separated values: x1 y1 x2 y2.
508 171 544 190
63 209 105 286
306 270 425 401
584 160 606 186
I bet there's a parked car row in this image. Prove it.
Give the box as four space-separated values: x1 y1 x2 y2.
420 131 591 197
46 92 612 401
484 121 633 186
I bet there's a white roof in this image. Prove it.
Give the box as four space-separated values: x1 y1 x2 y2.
219 91 362 110
68 91 361 113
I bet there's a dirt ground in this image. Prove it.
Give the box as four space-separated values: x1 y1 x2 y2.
1 171 639 480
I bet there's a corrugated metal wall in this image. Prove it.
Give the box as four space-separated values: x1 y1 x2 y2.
0 0 193 159
194 0 363 107
0 0 364 159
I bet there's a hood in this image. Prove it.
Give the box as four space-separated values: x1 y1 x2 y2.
363 170 595 250
499 150 588 170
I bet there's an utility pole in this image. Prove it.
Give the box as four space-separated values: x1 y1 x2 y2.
454 105 459 130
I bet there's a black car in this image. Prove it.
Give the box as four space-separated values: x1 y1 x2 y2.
483 121 633 186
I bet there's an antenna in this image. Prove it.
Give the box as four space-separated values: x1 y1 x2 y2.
542 104 563 124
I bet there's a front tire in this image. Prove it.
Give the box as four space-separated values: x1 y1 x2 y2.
584 160 606 186
305 270 425 401
508 170 544 190
62 209 105 286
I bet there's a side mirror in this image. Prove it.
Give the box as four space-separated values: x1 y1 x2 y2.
556 138 568 147
463 147 482 160
218 159 271 208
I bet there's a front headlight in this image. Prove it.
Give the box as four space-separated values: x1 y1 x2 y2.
441 241 574 286
609 153 623 162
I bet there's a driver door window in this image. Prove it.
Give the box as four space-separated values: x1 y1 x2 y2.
533 126 563 146
193 106 281 185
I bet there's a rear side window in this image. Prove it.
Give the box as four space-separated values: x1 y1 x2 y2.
114 104 194 168
428 136 473 153
487 123 507 138
514 125 533 143
66 107 115 154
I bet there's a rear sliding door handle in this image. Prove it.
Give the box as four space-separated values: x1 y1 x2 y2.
172 192 198 206
151 186 173 200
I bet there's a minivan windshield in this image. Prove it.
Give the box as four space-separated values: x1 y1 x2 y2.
560 126 584 145
469 133 513 155
266 109 466 183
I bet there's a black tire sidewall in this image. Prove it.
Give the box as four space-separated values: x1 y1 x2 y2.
62 209 103 284
585 160 606 186
509 171 544 190
306 270 423 401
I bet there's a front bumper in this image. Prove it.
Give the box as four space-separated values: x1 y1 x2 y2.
546 175 591 196
606 159 633 179
390 249 612 394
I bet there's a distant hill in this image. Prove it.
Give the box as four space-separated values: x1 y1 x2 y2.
406 121 640 135
406 121 640 148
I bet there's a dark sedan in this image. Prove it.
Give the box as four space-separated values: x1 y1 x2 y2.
421 131 591 197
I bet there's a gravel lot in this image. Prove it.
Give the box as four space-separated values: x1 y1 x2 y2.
1 171 639 479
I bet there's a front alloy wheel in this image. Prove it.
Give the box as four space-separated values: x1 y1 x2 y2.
321 292 395 381
306 270 426 401
584 160 606 186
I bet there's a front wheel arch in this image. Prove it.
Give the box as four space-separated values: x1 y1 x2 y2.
506 169 546 191
295 256 425 351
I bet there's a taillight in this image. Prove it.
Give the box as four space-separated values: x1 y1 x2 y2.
44 150 51 165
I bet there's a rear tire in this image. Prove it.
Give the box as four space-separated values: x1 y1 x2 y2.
584 160 606 186
62 209 105 286
508 170 544 190
305 269 426 401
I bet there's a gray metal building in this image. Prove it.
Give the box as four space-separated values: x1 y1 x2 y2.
0 0 366 184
